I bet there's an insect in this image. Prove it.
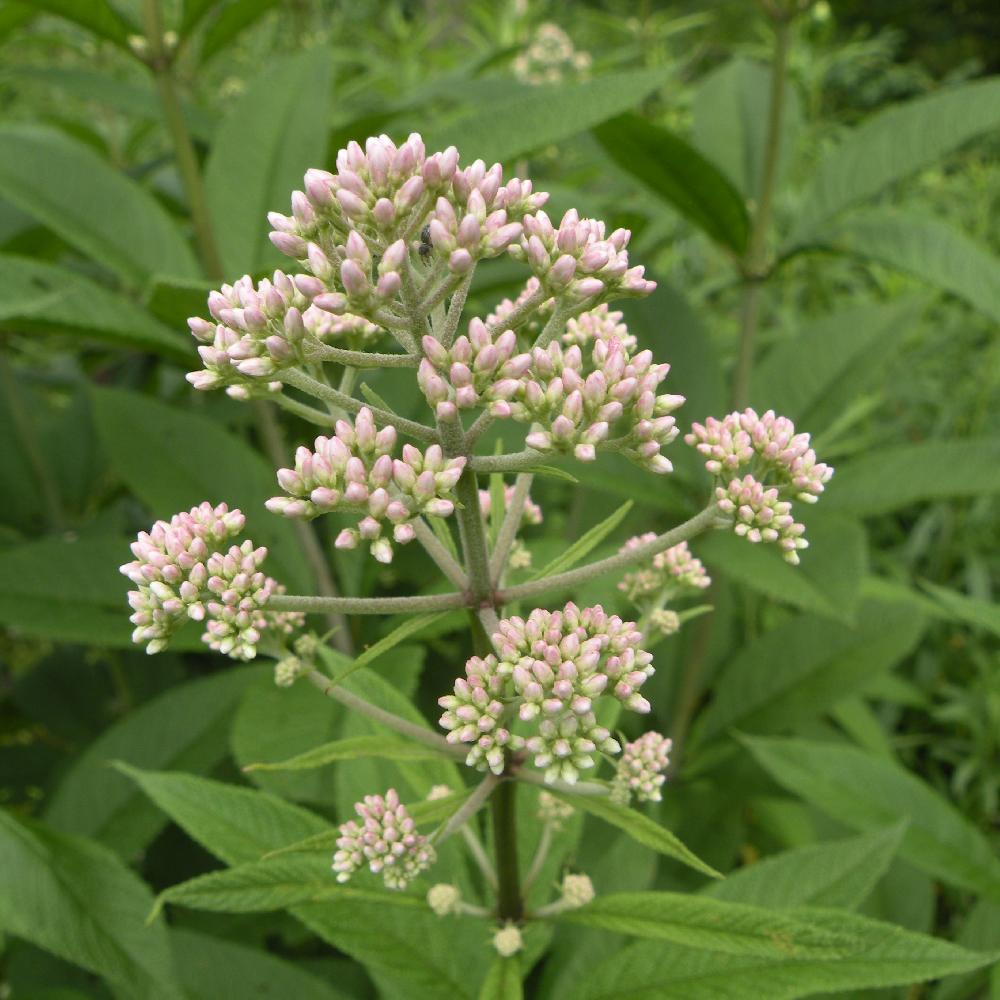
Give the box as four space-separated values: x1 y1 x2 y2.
418 224 432 261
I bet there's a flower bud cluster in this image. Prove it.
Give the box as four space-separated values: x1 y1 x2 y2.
486 276 552 335
618 536 711 603
537 790 574 829
427 883 462 916
510 209 656 301
560 873 596 908
440 603 656 784
507 336 684 470
265 407 465 563
121 503 300 659
562 303 637 352
332 788 435 890
612 731 672 805
478 485 543 526
513 22 592 86
417 319 532 418
716 475 808 564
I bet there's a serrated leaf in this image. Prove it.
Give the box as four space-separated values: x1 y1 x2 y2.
575 907 996 1000
790 76 1000 241
530 501 632 580
0 810 182 999
705 824 906 910
156 854 424 916
424 66 670 165
0 255 191 361
45 668 255 857
478 957 523 1000
246 734 455 773
743 735 1000 902
205 48 332 275
593 114 750 253
0 125 198 285
553 792 721 880
558 892 859 958
825 439 1000 515
692 600 923 744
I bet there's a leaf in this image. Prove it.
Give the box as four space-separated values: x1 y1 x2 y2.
172 927 353 1000
789 76 1000 242
246 734 455 773
592 114 750 253
558 892 860 959
0 125 199 285
0 810 182 999
0 254 190 361
199 0 280 62
205 48 333 275
144 275 214 328
45 669 255 857
819 210 1000 325
824 439 1000 515
478 957 523 1000
117 764 330 865
919 581 1000 638
91 387 309 592
692 56 801 199
327 611 451 687
554 792 721 880
692 599 923 744
704 824 907 910
27 0 136 48
530 501 632 580
0 535 136 646
575 907 996 1000
424 66 671 165
750 297 924 423
156 854 424 916
743 735 1000 903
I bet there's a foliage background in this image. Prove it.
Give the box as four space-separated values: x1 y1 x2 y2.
1 0 999 997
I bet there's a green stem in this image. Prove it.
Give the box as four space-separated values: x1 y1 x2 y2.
268 591 467 615
491 779 522 921
141 0 224 279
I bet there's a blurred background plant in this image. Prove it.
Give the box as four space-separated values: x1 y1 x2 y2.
1 1 999 998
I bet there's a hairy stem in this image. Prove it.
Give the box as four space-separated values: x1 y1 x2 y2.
468 449 545 474
491 779 522 921
434 773 500 843
269 591 467 615
489 472 534 583
521 822 553 896
412 517 468 589
304 343 419 368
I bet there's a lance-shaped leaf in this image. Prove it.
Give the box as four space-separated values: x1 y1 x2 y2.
245 734 457 773
28 0 136 49
593 113 750 254
478 957 523 1000
530 501 632 580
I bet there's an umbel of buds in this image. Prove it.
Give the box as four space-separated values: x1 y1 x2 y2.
686 408 834 564
612 731 672 804
265 407 465 563
333 789 435 890
618 537 711 603
120 503 301 659
439 603 655 783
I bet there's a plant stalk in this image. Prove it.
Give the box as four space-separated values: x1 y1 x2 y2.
491 779 523 921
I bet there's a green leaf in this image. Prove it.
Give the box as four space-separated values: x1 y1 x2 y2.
692 56 801 199
116 764 330 865
425 66 671 165
478 957 523 1000
144 275 214 328
199 0 280 62
554 792 721 880
45 669 255 857
743 736 1000 902
530 501 632 580
27 0 136 48
576 907 996 1000
825 439 1000 515
0 125 199 285
327 611 451 687
704 824 906 910
919 581 1000 638
0 810 182 999
789 76 1000 241
205 48 333 275
0 254 190 361
156 854 424 916
246 734 455 773
172 927 353 1000
692 599 923 744
91 387 309 592
592 113 750 253
0 535 136 646
818 210 1000 325
558 891 859 958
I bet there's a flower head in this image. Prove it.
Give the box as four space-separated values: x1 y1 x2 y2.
618 537 711 602
716 475 808 564
612 731 672 804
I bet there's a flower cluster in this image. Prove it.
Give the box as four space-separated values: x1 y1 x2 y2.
332 789 435 890
120 503 300 659
686 408 833 563
612 731 672 805
563 303 637 352
513 22 592 86
439 603 655 783
618 537 711 603
265 407 465 563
